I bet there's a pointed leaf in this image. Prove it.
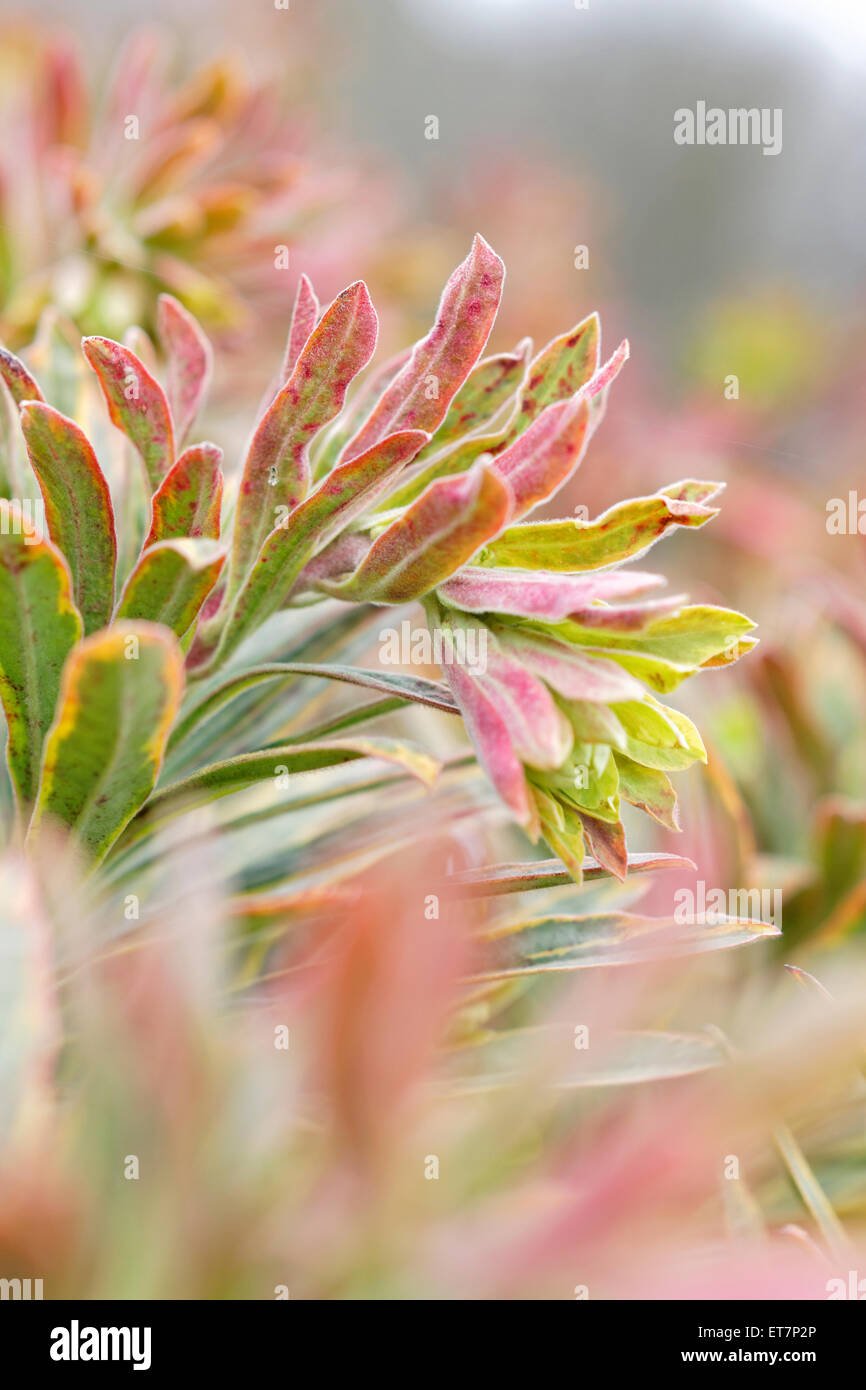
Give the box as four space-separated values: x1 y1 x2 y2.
229 280 378 597
446 851 697 897
442 656 536 831
170 661 458 751
411 342 531 462
144 442 224 546
493 629 644 702
0 346 44 406
83 336 175 490
504 312 599 441
490 395 590 518
156 293 213 446
341 235 505 461
472 910 780 979
214 429 428 663
280 274 320 383
614 753 680 831
322 463 512 605
29 623 184 860
20 402 117 635
482 481 723 571
148 736 440 820
0 503 82 804
439 566 665 621
115 538 225 636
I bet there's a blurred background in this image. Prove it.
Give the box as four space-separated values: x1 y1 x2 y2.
2 0 866 1299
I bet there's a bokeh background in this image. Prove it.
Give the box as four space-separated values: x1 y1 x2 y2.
3 0 866 1300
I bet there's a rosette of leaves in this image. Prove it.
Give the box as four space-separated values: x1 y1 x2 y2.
0 28 353 344
0 236 754 903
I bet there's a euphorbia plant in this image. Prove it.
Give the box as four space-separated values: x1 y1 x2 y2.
0 235 755 890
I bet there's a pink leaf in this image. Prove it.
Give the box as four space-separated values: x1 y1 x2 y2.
229 280 378 598
280 274 320 384
341 235 505 462
443 658 537 831
320 462 512 605
473 630 574 769
439 566 666 620
491 395 590 519
156 294 213 447
493 629 645 702
83 336 175 491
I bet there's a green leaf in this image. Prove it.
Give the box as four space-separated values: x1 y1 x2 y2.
20 402 117 635
115 538 225 637
444 851 696 897
0 501 82 805
459 1029 726 1090
612 696 707 771
213 429 427 664
0 346 45 407
410 342 530 463
28 623 184 860
472 910 780 978
502 313 599 443
227 280 378 602
170 661 457 751
481 481 722 570
83 336 175 491
555 606 758 690
144 442 223 546
146 736 440 823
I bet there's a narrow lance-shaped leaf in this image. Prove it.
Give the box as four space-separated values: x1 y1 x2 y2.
144 442 224 546
0 346 45 407
494 629 645 703
502 312 598 444
410 341 531 463
579 811 628 880
439 565 665 620
214 429 428 664
445 851 697 897
82 336 175 491
313 346 412 476
228 281 378 601
115 538 225 637
0 503 82 804
341 235 505 462
28 623 184 860
146 736 440 824
321 462 513 605
481 481 723 571
472 910 779 979
170 661 458 752
378 384 523 514
20 402 117 635
156 293 213 446
443 612 573 770
280 274 319 383
489 395 589 519
441 655 537 833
